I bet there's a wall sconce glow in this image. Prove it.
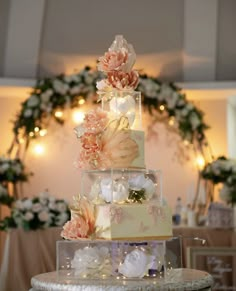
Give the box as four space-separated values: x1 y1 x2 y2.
34 144 44 155
39 129 47 137
78 98 85 105
72 110 85 124
196 156 205 170
159 105 165 111
54 110 63 118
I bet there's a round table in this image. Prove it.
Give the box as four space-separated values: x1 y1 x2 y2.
31 268 213 291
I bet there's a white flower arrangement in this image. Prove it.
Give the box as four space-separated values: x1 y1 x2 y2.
0 191 70 231
0 156 30 183
201 156 236 204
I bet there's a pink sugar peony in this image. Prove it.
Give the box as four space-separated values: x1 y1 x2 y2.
107 70 139 90
97 49 128 72
61 216 89 239
83 108 108 134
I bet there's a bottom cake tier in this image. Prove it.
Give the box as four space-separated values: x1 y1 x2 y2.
57 240 167 279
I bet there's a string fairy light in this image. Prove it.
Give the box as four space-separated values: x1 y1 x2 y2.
159 105 165 111
39 129 47 137
54 110 63 118
78 98 85 105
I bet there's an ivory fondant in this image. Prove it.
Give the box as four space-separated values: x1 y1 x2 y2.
95 203 172 240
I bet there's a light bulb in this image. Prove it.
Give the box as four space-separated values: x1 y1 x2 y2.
39 129 47 137
78 98 85 105
34 127 39 132
54 110 63 118
159 105 165 111
34 144 44 155
168 117 175 126
72 110 85 124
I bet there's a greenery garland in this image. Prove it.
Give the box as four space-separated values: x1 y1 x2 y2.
1 65 218 213
13 66 208 147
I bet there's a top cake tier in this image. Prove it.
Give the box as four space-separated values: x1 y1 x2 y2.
74 36 145 170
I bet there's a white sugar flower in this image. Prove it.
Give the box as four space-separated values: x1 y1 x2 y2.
118 249 155 278
24 211 34 221
27 95 40 107
71 246 111 277
129 174 155 199
100 178 129 202
38 210 49 222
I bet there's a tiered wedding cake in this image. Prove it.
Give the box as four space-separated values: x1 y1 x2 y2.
59 35 172 279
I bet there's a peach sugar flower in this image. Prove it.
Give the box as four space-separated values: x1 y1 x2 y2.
61 216 89 239
97 49 128 72
61 197 95 240
78 109 139 169
107 70 139 90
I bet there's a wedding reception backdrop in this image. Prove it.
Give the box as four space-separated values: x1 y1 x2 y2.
0 64 236 233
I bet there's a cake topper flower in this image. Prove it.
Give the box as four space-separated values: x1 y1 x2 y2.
74 109 139 170
97 35 139 91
